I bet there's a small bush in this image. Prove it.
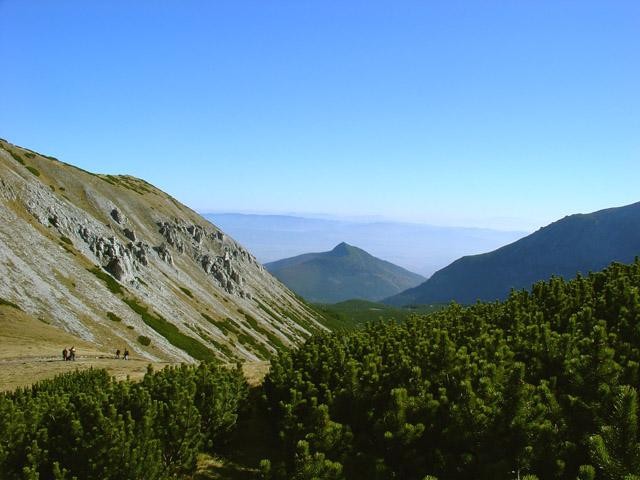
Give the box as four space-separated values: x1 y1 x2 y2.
180 286 194 298
106 311 122 322
236 333 270 359
26 166 41 177
59 242 76 255
24 152 36 159
137 335 151 346
127 325 134 330
8 150 25 165
243 312 259 329
88 266 123 295
0 365 247 479
59 235 73 245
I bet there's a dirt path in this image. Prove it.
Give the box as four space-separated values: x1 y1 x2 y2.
0 356 271 392
1 305 272 392
0 355 175 391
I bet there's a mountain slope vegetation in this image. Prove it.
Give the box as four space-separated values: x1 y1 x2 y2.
312 299 443 330
386 201 640 305
261 259 640 479
265 242 425 303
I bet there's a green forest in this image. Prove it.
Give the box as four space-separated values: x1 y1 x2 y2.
3 260 640 479
261 259 640 480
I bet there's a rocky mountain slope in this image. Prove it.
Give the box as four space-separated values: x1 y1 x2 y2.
0 139 324 363
265 242 425 303
385 201 640 305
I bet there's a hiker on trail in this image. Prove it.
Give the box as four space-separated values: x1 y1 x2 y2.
69 346 76 361
115 349 120 359
123 349 129 360
62 348 68 361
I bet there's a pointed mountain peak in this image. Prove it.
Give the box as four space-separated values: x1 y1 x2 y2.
265 241 425 303
331 242 357 256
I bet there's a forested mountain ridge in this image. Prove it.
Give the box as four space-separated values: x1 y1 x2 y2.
261 259 640 479
265 242 425 303
386 201 640 305
0 139 323 364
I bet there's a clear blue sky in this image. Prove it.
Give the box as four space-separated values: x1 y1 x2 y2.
1 1 638 230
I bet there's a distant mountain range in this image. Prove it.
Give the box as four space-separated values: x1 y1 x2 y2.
266 242 425 303
203 213 526 277
386 201 640 306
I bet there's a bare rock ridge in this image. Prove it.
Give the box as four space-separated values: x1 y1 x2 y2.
0 139 325 363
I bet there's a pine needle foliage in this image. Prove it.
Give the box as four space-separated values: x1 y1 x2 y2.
261 260 640 479
0 364 248 479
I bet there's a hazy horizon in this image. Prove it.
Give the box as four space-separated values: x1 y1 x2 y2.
203 212 528 276
201 210 534 232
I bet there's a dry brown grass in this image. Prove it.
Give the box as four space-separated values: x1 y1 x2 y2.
0 305 271 392
242 360 270 386
192 453 258 480
0 357 175 392
0 305 172 391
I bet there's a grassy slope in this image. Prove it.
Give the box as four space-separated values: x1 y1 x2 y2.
312 299 444 330
0 305 175 391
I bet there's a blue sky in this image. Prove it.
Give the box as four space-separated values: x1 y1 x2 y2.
1 1 638 231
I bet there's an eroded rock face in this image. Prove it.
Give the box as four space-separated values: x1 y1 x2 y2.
10 155 263 300
158 222 186 253
130 241 149 266
123 228 136 242
78 227 148 281
110 208 124 224
155 219 254 296
153 243 173 265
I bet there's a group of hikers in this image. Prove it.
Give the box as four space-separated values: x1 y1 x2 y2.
62 347 76 361
60 347 131 361
115 349 130 360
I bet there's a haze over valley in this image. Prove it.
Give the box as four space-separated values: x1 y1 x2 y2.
205 213 527 277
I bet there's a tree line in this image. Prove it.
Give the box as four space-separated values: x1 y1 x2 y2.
260 260 640 479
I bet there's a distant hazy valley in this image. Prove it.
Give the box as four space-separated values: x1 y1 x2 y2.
208 203 640 310
204 212 527 277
